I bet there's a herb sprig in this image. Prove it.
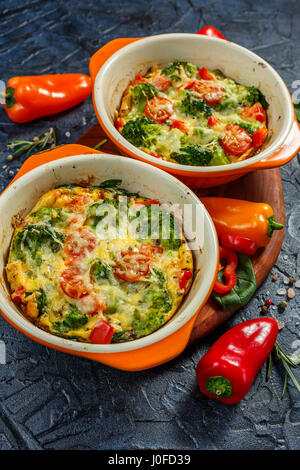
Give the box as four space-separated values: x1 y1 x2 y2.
7 127 56 157
266 341 300 398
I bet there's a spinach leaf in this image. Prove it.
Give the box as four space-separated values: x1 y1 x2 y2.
211 253 256 312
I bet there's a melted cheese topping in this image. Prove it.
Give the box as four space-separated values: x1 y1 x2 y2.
6 185 193 344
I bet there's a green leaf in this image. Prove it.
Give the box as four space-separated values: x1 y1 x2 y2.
97 179 122 189
294 103 300 123
211 253 256 312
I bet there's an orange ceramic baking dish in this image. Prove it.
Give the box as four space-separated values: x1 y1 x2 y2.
89 33 300 188
0 145 219 371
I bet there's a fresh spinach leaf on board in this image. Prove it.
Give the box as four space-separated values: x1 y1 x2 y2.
294 103 300 123
211 253 256 312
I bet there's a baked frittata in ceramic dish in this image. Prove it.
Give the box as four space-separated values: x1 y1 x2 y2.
5 180 193 344
116 61 269 166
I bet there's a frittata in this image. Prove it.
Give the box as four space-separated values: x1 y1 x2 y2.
6 181 193 344
116 61 269 165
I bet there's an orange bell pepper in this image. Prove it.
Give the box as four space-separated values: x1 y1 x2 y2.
2 73 92 123
201 197 283 247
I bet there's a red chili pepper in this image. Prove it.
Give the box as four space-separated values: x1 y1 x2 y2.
196 26 227 40
196 317 278 404
213 246 238 294
3 74 92 123
90 319 114 344
179 270 193 289
220 234 258 256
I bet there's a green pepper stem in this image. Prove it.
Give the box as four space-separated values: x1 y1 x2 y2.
205 376 232 398
267 215 284 238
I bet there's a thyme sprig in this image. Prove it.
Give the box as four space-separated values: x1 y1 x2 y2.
7 127 56 157
266 341 300 398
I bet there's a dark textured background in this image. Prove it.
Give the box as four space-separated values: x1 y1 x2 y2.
0 0 299 451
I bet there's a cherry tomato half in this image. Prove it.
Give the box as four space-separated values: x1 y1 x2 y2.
170 119 189 133
144 97 173 123
242 104 266 123
252 127 268 150
60 265 89 299
140 243 163 257
151 74 172 92
64 227 96 260
220 124 252 156
114 251 150 283
185 80 223 106
78 294 106 316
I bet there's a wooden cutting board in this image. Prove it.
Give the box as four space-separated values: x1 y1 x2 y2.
75 123 285 344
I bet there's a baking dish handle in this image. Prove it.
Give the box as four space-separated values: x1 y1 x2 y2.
248 119 300 170
9 144 102 185
89 38 141 82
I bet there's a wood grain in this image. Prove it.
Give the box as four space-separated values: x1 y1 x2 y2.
75 123 285 344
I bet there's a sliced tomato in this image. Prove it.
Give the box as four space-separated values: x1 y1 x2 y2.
130 73 148 86
64 227 96 260
179 270 193 289
60 266 89 299
189 80 223 106
115 117 124 131
242 104 266 123
90 319 114 344
207 115 219 127
170 120 189 133
144 97 173 123
78 294 106 316
220 124 252 156
151 74 171 91
114 251 150 283
198 67 215 80
12 286 26 304
252 127 268 150
140 243 163 257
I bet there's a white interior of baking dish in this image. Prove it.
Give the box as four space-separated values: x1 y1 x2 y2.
94 33 294 172
0 154 218 353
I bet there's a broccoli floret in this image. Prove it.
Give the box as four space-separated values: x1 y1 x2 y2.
90 259 112 283
133 204 182 249
170 145 213 166
131 83 158 113
86 198 120 228
245 86 269 110
53 305 88 333
12 224 65 264
180 92 213 118
121 117 161 148
31 207 63 226
162 61 197 81
234 119 261 136
209 144 230 166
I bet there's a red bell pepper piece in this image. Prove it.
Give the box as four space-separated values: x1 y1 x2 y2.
252 127 268 150
213 246 238 294
207 115 219 127
11 286 26 304
196 317 278 404
220 234 258 256
198 67 215 80
90 319 114 344
196 26 227 40
179 270 193 289
134 200 159 206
